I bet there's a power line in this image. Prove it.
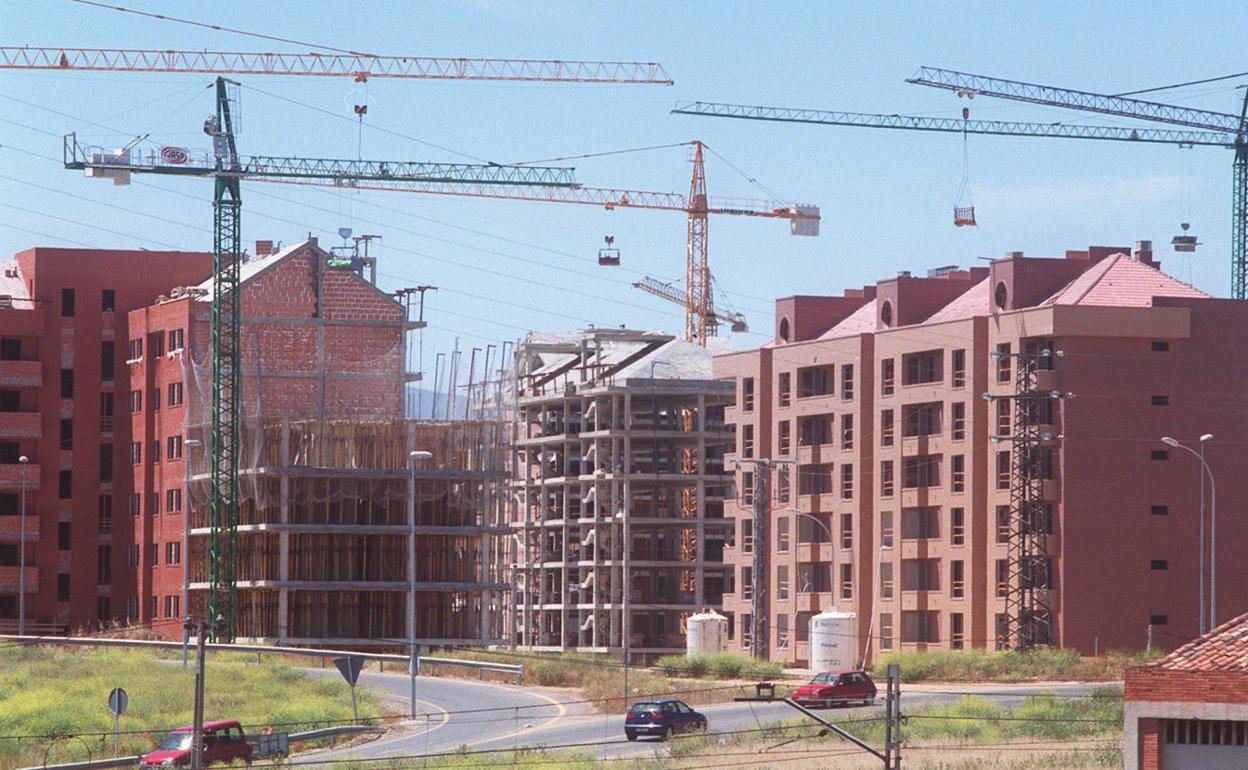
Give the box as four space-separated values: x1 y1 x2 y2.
1114 70 1248 97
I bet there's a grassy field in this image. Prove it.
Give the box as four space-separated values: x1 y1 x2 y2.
869 648 1158 682
0 645 381 770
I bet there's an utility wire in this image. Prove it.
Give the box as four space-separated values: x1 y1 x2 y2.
1113 70 1248 97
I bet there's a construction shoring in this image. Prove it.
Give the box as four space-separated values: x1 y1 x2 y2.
1002 347 1054 650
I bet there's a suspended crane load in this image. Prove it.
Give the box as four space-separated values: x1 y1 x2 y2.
1172 222 1200 253
953 106 978 227
598 235 621 266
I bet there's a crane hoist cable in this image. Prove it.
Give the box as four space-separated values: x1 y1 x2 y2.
954 106 978 227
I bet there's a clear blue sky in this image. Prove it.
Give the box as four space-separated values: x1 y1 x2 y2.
2 1 1245 367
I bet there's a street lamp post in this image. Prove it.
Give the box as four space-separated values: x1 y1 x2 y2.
18 455 28 636
182 439 203 668
1161 435 1217 630
407 449 432 720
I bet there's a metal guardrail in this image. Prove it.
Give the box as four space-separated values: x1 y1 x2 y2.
0 635 524 681
19 725 386 770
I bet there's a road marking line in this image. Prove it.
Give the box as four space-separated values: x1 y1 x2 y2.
449 691 568 751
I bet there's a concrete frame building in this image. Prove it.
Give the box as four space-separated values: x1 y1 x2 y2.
509 329 734 659
714 242 1248 664
0 247 211 633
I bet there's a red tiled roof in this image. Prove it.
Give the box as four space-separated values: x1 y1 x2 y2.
818 299 877 340
925 277 991 324
1043 253 1210 307
1142 612 1248 672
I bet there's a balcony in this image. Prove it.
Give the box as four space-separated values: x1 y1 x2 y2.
0 565 39 593
0 412 42 440
0 463 40 491
0 360 42 388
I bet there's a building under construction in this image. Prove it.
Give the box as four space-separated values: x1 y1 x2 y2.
508 329 734 659
127 237 508 646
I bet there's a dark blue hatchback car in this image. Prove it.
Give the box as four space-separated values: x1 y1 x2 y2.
624 699 708 741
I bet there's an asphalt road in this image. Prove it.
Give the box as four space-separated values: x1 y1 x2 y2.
300 670 1117 764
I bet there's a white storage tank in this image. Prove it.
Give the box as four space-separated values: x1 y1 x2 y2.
809 610 856 672
685 608 728 658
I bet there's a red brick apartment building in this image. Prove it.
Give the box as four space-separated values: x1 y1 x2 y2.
0 247 211 632
714 242 1248 664
1123 612 1248 770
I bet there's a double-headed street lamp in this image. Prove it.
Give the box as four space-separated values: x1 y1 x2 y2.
1160 435 1217 631
407 449 433 720
18 455 28 636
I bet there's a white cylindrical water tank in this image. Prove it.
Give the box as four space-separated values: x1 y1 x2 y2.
686 609 728 658
809 610 857 672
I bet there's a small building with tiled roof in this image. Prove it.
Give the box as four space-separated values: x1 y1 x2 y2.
711 239 1248 669
1124 611 1248 769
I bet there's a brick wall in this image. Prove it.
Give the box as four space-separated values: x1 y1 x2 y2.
1125 668 1248 705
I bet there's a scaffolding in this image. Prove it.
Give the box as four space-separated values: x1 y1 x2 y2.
996 339 1062 650
506 329 734 660
186 418 508 648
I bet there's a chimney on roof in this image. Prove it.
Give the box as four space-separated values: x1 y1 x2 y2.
1135 239 1159 268
255 240 275 257
1004 251 1024 260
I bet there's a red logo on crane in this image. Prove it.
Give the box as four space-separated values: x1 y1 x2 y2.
160 146 188 165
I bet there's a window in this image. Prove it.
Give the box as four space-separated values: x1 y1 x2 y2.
840 513 853 549
777 517 790 553
126 596 138 620
127 338 142 361
151 387 161 411
903 456 940 488
1150 559 1169 571
128 544 139 566
996 451 1011 489
742 377 755 412
996 506 1011 543
168 382 184 406
148 493 159 516
167 435 183 460
60 368 74 398
166 541 181 565
881 358 895 396
150 546 159 566
1150 340 1169 352
0 337 21 360
777 467 791 504
1151 450 1169 461
880 562 894 599
996 343 1012 382
0 390 17 412
902 350 942 385
778 420 792 455
902 507 939 539
880 409 894 446
1151 395 1170 406
100 391 114 431
950 613 965 650
164 595 181 619
996 398 1011 436
798 414 835 447
97 597 111 622
741 424 754 459
840 464 853 499
101 289 115 312
880 613 894 650
950 560 965 598
741 566 752 598
0 493 16 516
58 470 72 499
1150 614 1168 626
901 610 939 643
902 402 942 437
840 563 854 599
950 507 965 545
100 341 115 380
1151 505 1169 516
129 389 142 413
150 332 164 357
778 372 791 407
880 460 894 498
61 288 75 317
777 565 790 600
797 365 834 397
880 511 894 548
98 495 113 534
148 596 157 620
60 418 74 450
951 402 966 441
841 364 854 400
130 442 142 465
168 328 185 352
951 349 966 388
741 472 754 506
97 545 111 585
57 521 71 550
166 488 182 512
951 455 965 492
0 544 16 565
129 493 141 517
841 414 854 449
57 574 71 602
996 559 1009 597
797 464 834 495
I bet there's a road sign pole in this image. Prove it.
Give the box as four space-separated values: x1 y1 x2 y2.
113 712 120 756
107 687 128 758
349 681 359 724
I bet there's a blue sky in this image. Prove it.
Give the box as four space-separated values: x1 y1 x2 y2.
2 1 1245 368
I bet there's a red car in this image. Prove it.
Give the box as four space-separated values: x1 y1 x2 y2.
791 671 877 708
140 720 254 768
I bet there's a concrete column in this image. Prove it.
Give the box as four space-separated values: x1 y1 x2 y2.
277 420 290 639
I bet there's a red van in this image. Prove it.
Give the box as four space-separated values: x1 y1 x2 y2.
140 720 253 768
